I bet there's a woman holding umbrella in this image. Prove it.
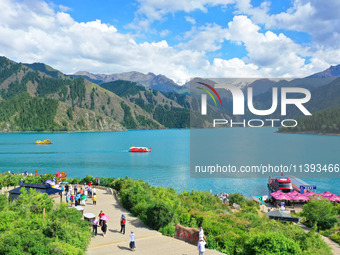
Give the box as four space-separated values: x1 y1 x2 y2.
100 215 110 237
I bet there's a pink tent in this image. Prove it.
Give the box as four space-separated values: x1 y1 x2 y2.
318 191 333 197
287 191 299 197
275 193 292 200
292 194 310 201
328 194 340 202
271 191 283 198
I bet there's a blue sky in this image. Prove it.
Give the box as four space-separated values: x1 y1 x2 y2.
0 0 339 84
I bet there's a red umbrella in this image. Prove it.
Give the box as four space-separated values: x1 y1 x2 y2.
55 172 62 177
318 191 333 197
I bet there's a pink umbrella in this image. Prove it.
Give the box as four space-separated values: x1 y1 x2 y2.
271 191 283 197
293 194 310 201
275 194 292 200
328 194 340 202
100 215 111 221
318 191 333 197
287 191 299 197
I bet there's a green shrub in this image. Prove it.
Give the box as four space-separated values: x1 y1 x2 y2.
229 193 246 207
145 202 174 230
302 199 338 231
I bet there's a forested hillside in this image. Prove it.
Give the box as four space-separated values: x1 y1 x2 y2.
100 80 190 128
279 106 340 134
0 56 192 132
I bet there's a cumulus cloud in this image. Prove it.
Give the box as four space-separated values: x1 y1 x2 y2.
237 0 340 48
0 0 338 84
177 24 228 52
129 0 233 29
185 16 196 25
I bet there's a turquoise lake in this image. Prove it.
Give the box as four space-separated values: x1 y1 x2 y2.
0 128 339 196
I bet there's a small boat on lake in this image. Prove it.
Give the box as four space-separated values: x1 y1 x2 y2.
35 139 52 145
129 146 151 152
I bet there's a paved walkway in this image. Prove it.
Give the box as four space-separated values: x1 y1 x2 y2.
75 188 225 255
298 223 340 255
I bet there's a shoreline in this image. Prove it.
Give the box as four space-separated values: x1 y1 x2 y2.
276 130 340 136
0 127 177 134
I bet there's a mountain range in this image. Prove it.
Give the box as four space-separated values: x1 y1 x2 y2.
72 71 188 94
1 55 340 132
0 57 195 132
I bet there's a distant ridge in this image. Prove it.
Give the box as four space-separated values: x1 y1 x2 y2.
73 70 183 93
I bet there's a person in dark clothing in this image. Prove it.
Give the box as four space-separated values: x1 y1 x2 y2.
101 220 107 237
92 217 99 237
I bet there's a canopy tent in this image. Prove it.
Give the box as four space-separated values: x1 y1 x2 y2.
8 183 62 201
328 194 340 202
271 191 283 197
318 191 333 197
290 194 309 201
248 196 263 204
275 193 292 200
287 190 300 197
266 210 299 223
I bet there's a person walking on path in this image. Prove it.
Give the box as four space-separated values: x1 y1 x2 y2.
198 239 206 255
81 193 86 206
199 227 205 241
129 231 136 251
69 185 72 195
92 217 99 237
92 193 97 205
74 183 78 195
70 194 74 206
101 220 108 237
120 214 126 234
84 189 88 201
99 211 105 225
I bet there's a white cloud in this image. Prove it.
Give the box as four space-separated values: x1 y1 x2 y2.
159 29 170 37
177 24 228 52
130 0 234 29
223 15 337 77
0 0 338 85
237 0 340 48
185 16 196 25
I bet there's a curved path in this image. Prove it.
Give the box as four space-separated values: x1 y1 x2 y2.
83 188 224 255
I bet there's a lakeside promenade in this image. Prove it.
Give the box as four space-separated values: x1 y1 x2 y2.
70 188 224 255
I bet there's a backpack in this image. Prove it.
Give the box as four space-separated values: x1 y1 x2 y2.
122 218 126 225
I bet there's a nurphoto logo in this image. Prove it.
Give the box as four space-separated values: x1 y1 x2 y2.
198 81 312 128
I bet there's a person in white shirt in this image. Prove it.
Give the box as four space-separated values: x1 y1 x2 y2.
199 227 204 240
129 231 136 251
198 239 206 255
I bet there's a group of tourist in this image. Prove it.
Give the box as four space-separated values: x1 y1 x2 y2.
91 212 136 251
62 182 97 206
216 192 230 204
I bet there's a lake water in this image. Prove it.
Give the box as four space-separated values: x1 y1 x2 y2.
0 128 339 196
